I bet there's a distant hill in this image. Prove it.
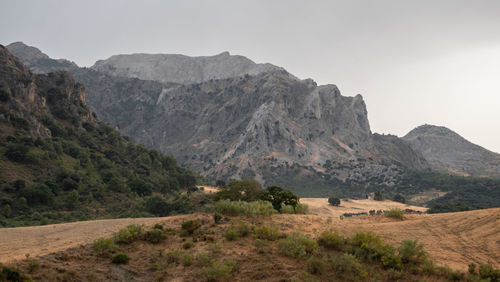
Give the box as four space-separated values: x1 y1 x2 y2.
403 124 500 178
0 44 200 227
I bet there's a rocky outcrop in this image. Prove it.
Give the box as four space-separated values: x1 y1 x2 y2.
0 44 95 138
91 51 285 84
6 42 78 74
403 124 500 178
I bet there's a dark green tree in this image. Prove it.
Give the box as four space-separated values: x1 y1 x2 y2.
328 197 341 206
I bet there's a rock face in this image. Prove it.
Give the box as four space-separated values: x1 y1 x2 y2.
91 51 285 84
21 42 500 188
0 44 95 138
403 125 500 178
6 42 78 74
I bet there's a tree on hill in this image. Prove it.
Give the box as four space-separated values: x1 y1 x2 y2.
374 191 384 201
266 185 299 212
328 197 341 206
213 179 267 202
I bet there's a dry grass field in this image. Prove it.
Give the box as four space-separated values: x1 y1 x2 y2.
0 198 498 276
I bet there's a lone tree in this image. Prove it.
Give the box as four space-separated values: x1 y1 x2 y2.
266 185 299 212
374 191 384 201
328 197 341 206
393 194 406 204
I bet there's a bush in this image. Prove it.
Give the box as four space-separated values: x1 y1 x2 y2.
328 197 341 206
307 256 327 274
4 144 30 162
253 225 282 241
196 252 213 267
384 208 404 220
317 230 344 251
328 253 367 279
351 232 396 263
0 265 31 282
144 228 166 244
164 249 183 265
398 240 426 266
224 228 240 241
93 238 118 255
182 241 194 249
392 194 406 204
181 253 194 267
214 200 275 217
277 233 318 259
213 179 266 202
112 253 130 264
202 259 238 281
114 224 143 244
281 202 309 214
479 264 500 281
468 263 477 274
213 212 222 224
181 219 201 235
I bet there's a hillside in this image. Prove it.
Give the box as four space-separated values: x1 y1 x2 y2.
1 207 499 281
403 124 500 178
0 44 200 227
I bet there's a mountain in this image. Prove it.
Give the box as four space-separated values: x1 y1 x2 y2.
403 124 500 178
0 44 200 227
91 51 286 84
5 42 430 189
6 41 78 74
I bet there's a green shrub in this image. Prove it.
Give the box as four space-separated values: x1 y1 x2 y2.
277 233 318 259
214 200 275 217
153 223 164 230
196 252 213 267
307 256 327 274
202 259 238 281
112 253 130 264
181 219 201 235
213 212 222 224
182 241 194 249
114 224 143 244
317 230 344 251
93 238 118 255
398 240 426 266
0 265 31 282
468 263 477 274
351 232 396 263
27 260 39 273
165 249 183 265
328 197 341 206
144 228 166 244
254 239 270 254
384 208 404 220
181 253 194 267
253 225 282 241
328 253 367 279
479 264 500 281
224 228 240 241
234 220 252 237
281 202 309 214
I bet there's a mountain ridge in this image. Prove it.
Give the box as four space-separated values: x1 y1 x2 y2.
6 41 499 183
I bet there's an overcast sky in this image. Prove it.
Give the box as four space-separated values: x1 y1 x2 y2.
1 0 499 153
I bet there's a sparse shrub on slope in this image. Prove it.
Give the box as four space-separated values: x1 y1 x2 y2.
114 224 143 244
181 219 201 235
317 230 344 251
253 225 283 241
92 238 118 255
202 259 238 281
277 233 318 259
214 200 275 217
384 208 404 220
143 228 166 244
112 253 130 264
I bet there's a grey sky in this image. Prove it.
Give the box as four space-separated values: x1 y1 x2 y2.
1 0 499 153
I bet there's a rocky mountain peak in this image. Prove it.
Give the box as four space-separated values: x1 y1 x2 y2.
6 42 78 74
0 44 95 138
403 124 500 177
90 51 286 84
